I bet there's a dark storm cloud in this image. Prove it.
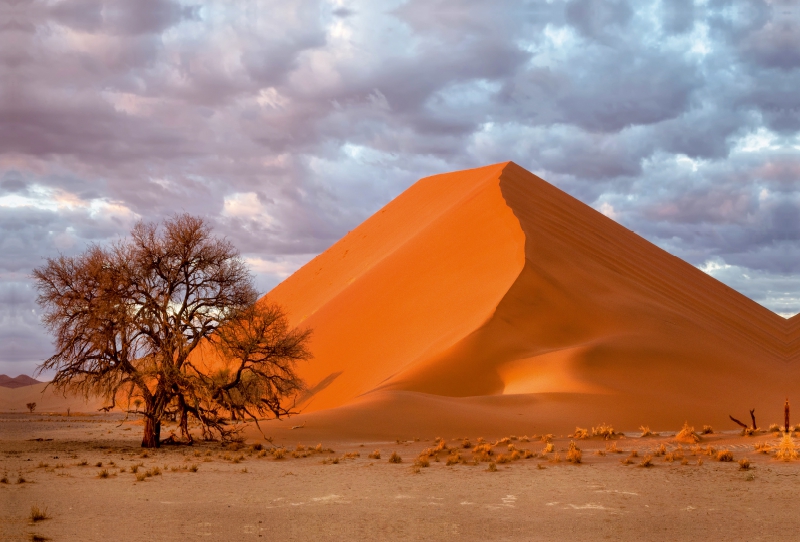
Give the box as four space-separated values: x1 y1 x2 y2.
2 0 799 374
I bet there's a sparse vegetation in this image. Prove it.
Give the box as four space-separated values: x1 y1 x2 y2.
572 427 589 439
388 452 402 464
26 402 37 413
768 423 780 433
739 458 751 470
97 469 110 478
676 422 700 443
487 462 497 472
639 455 653 467
542 442 554 454
717 449 734 462
566 441 581 464
29 505 49 523
592 423 615 439
368 450 381 460
639 426 655 437
701 425 714 434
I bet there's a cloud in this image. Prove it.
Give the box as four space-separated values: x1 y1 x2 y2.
1 0 798 374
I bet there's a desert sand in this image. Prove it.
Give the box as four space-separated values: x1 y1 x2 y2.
4 414 800 542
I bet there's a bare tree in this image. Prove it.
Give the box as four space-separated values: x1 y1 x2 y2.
33 214 311 447
26 402 36 413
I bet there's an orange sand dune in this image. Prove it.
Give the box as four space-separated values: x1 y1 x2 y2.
0 382 102 413
260 162 797 435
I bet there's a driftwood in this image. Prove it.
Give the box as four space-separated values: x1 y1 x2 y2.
729 415 749 429
750 409 757 431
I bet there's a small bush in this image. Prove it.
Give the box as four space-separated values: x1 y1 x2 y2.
566 441 581 464
537 463 546 470
461 439 471 449
97 469 110 478
30 505 49 523
697 458 704 466
520 436 530 442
606 442 621 454
629 450 638 458
681 458 689 466
415 457 430 468
135 473 147 482
273 448 286 460
542 443 554 454
639 426 654 437
701 425 714 435
0 476 8 484
572 427 589 439
739 458 751 470
189 464 199 472
37 462 48 469
754 442 772 454
676 422 700 443
717 450 734 462
768 423 780 433
446 453 461 466
251 443 263 451
593 449 606 456
655 443 667 457
639 455 653 468
540 434 553 443
78 460 88 466
487 462 497 472
368 449 381 460
592 423 615 439
18 476 27 484
388 452 402 464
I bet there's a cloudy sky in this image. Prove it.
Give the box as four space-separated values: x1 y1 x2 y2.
2 0 798 376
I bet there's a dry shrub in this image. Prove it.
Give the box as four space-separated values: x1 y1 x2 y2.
639 426 656 438
768 423 780 433
743 427 758 437
520 436 530 443
703 445 717 456
681 458 689 466
461 439 472 449
594 449 606 457
135 473 147 482
37 462 48 469
17 476 27 484
675 422 700 443
476 437 486 444
388 452 402 464
654 443 666 457
510 450 521 461
30 505 49 523
754 442 772 454
550 453 562 463
639 455 653 468
130 465 139 474
566 441 582 464
537 463 546 470
522 449 536 459
257 450 267 458
629 450 638 458
434 437 448 452
368 449 381 460
97 469 110 478
664 453 674 463
446 452 461 466
94 462 102 468
343 452 360 460
592 423 615 440
738 458 751 470
496 454 511 464
0 476 8 484
542 442 554 454
487 462 497 472
606 442 622 454
273 448 286 460
716 449 734 462
540 434 553 443
701 425 714 435
189 464 199 472
415 456 430 468
620 457 634 465
572 427 589 439
697 458 704 466
507 443 517 452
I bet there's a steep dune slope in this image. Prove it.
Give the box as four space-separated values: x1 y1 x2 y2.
263 162 796 433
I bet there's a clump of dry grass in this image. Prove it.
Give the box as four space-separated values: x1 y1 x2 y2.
572 427 589 439
0 475 8 484
461 439 472 449
36 462 48 469
768 423 780 433
549 453 562 463
17 476 27 484
654 443 667 457
94 462 102 468
368 449 381 460
388 452 402 464
97 469 110 478
716 449 734 462
446 452 461 466
540 434 553 443
77 460 88 466
681 458 689 466
496 454 511 464
566 441 582 464
675 422 700 443
606 442 622 454
487 462 497 472
592 423 615 440
272 448 286 460
542 442 554 454
520 436 530 443
639 455 654 467
29 505 49 523
754 442 772 454
738 458 751 470
135 472 147 482
522 449 536 459
639 426 655 437
414 456 430 468
629 449 638 458
701 425 714 435
697 458 704 466
593 449 606 457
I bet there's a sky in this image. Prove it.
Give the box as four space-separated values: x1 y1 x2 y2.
1 0 799 376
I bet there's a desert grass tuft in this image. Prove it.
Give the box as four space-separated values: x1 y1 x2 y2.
487 462 497 472
606 441 622 454
135 473 147 482
768 423 780 433
572 427 589 439
594 449 606 456
540 434 553 443
272 448 286 460
414 456 430 468
681 458 689 465
537 463 546 470
592 423 615 439
368 449 381 460
716 449 734 462
77 460 88 466
0 475 8 484
97 469 110 478
17 476 27 484
675 422 700 443
566 441 582 464
739 458 751 470
29 505 49 523
496 454 511 464
542 442 554 454
701 425 714 435
639 455 654 468
639 426 654 437
754 442 772 454
388 451 402 464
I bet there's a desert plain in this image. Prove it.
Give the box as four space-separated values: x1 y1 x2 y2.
4 408 800 542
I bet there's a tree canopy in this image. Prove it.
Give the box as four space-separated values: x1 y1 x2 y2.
33 214 311 447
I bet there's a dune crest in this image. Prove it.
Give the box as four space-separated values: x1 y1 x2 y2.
263 162 797 432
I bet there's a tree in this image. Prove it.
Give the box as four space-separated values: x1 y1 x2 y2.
26 402 36 413
33 214 311 447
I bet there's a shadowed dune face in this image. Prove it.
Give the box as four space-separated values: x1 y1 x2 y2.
259 162 799 433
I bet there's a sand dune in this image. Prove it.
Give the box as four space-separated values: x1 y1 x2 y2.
260 162 798 435
0 382 102 413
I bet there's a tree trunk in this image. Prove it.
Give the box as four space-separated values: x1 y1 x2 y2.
142 416 161 448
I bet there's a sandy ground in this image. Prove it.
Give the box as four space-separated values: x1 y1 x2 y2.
3 413 800 542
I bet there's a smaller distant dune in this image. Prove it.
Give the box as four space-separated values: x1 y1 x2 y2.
0 380 103 413
0 374 42 389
